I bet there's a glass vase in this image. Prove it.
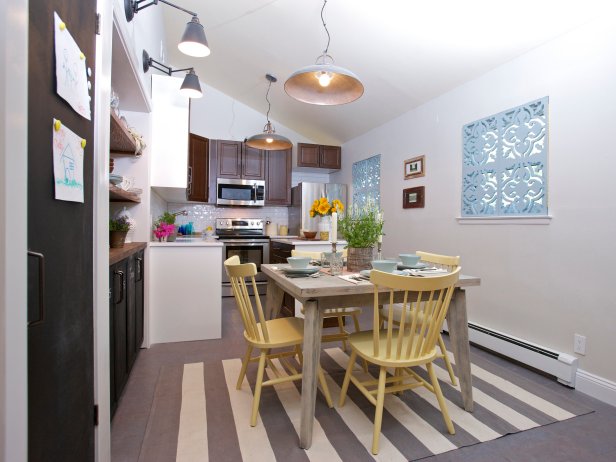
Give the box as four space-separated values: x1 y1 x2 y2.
318 215 331 241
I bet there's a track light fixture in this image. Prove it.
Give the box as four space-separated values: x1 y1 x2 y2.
245 74 293 151
142 50 203 98
125 0 210 58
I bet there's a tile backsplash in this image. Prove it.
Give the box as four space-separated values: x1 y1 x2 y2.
166 202 289 233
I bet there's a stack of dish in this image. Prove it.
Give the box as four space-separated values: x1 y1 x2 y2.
282 256 320 277
109 173 123 186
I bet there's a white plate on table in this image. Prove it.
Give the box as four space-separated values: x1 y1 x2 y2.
282 266 320 275
360 269 406 277
397 262 429 270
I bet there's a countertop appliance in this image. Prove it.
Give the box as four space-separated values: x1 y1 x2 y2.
288 182 348 236
216 178 265 207
217 218 270 296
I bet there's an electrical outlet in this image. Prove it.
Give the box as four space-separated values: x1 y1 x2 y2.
574 333 586 355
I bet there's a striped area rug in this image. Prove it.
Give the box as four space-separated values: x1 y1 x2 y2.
138 348 592 462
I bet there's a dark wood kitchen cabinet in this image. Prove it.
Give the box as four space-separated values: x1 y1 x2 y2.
297 143 341 170
265 148 292 205
269 241 295 317
187 133 209 202
109 244 145 417
215 139 265 180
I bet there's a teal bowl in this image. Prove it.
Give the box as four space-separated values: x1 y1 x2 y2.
399 254 420 266
287 256 311 269
371 260 397 273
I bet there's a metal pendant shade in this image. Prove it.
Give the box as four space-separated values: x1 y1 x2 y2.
178 16 210 57
180 70 203 98
285 0 363 106
246 75 292 151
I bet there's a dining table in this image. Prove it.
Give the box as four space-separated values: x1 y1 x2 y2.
261 263 481 450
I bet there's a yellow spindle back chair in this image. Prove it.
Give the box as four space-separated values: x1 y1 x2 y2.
224 256 333 427
340 268 461 454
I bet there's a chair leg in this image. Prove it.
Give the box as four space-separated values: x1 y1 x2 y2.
427 362 455 435
371 367 387 455
317 366 334 408
438 334 457 386
350 313 368 372
339 350 357 407
236 344 253 390
337 315 347 351
295 344 303 366
250 351 267 427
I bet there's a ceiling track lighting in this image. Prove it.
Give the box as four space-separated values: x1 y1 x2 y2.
142 49 203 98
285 0 364 105
245 74 293 151
125 0 210 58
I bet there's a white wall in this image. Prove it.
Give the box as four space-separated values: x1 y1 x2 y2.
332 16 616 383
0 1 28 460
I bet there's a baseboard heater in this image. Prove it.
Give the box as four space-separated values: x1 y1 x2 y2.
445 321 578 387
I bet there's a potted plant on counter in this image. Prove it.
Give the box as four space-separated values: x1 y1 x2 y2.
338 201 384 272
109 215 131 248
153 211 177 242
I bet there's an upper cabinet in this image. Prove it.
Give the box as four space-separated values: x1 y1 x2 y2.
297 143 341 171
150 75 190 188
265 149 292 206
187 133 209 202
215 140 265 180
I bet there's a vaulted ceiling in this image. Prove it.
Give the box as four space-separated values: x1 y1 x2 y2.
162 0 604 145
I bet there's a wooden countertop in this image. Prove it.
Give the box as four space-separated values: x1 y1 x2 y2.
109 242 147 265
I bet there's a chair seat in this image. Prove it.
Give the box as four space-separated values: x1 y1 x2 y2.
349 329 437 367
245 317 304 348
300 305 362 317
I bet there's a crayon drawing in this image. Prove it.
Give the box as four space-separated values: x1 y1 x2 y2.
53 119 85 203
54 12 91 120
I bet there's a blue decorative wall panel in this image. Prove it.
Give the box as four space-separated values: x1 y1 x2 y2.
352 154 381 209
462 97 549 216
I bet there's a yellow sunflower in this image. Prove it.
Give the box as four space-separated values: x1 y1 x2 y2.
318 203 330 214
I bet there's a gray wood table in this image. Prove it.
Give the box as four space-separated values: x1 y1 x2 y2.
261 264 481 449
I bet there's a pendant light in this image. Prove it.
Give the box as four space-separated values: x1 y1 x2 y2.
245 74 293 151
142 50 203 98
285 0 363 105
125 0 210 58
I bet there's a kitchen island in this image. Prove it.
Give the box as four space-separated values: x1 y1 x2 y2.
149 240 223 344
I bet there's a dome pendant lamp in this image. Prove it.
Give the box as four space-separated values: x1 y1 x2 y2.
285 0 363 105
245 74 293 151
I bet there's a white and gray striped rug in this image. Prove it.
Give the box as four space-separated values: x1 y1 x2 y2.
138 348 592 462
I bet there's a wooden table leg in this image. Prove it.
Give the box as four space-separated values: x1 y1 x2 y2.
265 279 284 320
446 288 474 412
299 299 322 449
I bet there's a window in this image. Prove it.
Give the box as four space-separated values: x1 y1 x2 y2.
462 97 549 217
352 154 381 209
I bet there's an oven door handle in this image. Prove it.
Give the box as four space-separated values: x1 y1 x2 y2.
221 240 269 245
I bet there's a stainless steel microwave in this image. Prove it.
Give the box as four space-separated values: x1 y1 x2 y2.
216 178 265 206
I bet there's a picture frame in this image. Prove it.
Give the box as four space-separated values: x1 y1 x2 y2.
403 186 425 209
404 155 425 179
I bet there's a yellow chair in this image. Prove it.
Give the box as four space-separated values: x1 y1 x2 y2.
224 256 333 427
340 267 461 455
291 249 362 351
379 251 459 385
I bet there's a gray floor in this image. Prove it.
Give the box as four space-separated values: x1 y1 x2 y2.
111 298 616 462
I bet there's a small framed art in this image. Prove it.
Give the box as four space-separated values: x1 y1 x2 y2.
403 186 425 209
404 155 425 179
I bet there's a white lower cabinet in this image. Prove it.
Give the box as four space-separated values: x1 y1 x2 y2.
149 242 222 343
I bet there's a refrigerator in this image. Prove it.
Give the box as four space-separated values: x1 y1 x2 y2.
289 182 348 236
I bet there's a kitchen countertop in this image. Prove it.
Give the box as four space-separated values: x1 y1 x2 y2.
270 238 347 246
109 242 147 265
149 239 223 247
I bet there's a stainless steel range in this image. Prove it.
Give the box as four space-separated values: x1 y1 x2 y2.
217 218 270 297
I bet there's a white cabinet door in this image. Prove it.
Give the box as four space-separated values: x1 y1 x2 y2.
150 75 189 188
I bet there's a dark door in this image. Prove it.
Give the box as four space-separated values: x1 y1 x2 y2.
134 251 145 350
110 259 129 416
320 145 341 170
265 149 292 205
242 145 266 180
187 133 209 202
28 0 96 460
297 143 320 167
216 140 243 178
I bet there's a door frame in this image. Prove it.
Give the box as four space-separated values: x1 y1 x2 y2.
0 0 28 460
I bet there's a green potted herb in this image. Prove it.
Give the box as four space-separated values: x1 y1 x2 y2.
109 215 131 248
338 202 384 271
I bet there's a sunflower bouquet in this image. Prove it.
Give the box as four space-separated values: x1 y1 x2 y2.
309 197 344 218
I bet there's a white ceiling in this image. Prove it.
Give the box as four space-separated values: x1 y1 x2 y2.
162 0 605 145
